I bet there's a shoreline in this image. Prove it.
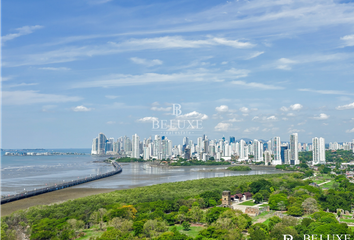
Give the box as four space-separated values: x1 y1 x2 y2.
1 188 117 217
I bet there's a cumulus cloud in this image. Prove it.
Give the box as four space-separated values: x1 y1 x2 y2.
267 116 277 120
341 34 354 47
336 102 354 110
216 105 229 113
346 128 354 133
280 106 289 112
239 107 249 113
214 123 232 132
312 113 329 120
244 127 259 133
177 111 208 120
290 103 303 110
130 57 163 67
137 117 158 122
151 106 172 111
72 105 92 112
228 118 243 122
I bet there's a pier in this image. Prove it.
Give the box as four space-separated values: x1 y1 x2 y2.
1 162 122 204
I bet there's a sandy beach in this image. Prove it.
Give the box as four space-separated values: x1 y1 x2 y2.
1 188 116 217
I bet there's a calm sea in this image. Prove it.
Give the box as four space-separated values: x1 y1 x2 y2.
1 148 284 196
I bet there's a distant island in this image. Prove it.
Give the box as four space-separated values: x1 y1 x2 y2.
227 166 252 171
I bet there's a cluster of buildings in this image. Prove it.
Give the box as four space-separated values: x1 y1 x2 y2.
91 133 354 166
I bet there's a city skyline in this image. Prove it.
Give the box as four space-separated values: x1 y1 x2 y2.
2 0 354 148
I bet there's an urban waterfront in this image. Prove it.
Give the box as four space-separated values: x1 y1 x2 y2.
1 148 284 196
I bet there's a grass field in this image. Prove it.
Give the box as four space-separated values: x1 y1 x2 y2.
340 219 354 223
239 200 257 206
76 229 105 240
320 181 335 189
252 211 273 221
169 225 205 238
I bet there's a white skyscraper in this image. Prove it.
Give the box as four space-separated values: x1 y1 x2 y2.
98 133 107 155
312 137 326 165
91 137 98 155
264 150 272 165
290 133 299 165
238 139 245 160
253 139 263 162
272 137 281 165
132 134 140 159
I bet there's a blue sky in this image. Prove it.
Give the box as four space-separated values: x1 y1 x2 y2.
2 0 354 148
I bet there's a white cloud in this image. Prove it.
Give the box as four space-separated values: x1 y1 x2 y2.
2 90 82 105
298 88 354 96
267 116 277 120
312 113 329 120
341 34 354 47
276 58 297 70
106 121 116 124
346 128 354 133
151 106 172 111
252 116 259 121
137 117 158 122
216 105 229 113
221 61 228 65
288 128 305 133
130 57 163 67
287 113 295 117
290 103 303 110
215 122 235 132
72 68 249 88
177 111 208 120
231 80 283 90
5 83 38 88
228 118 243 122
2 25 43 42
276 65 292 70
1 76 13 82
105 95 119 99
280 106 289 112
336 102 354 110
247 51 264 60
72 105 92 112
239 107 249 113
244 127 259 133
38 67 71 71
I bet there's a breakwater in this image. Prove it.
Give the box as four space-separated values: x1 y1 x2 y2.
1 162 122 204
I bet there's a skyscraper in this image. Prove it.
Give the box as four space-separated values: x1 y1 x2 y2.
312 137 326 165
272 137 281 165
98 133 107 155
132 133 140 159
290 133 299 165
91 137 98 155
253 139 263 162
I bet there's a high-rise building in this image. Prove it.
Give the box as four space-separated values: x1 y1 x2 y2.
272 137 281 165
230 136 235 143
253 139 263 162
132 134 140 159
98 133 107 155
280 144 289 164
312 137 326 165
91 137 98 155
264 150 272 165
290 133 299 165
239 139 245 160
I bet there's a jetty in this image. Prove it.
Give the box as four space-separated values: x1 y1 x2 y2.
1 162 122 204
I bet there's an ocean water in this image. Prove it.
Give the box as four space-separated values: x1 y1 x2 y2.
1 149 284 196
1 149 112 195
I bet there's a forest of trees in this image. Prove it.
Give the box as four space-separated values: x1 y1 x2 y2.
2 172 354 239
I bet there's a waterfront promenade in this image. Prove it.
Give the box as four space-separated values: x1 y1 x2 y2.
1 162 122 204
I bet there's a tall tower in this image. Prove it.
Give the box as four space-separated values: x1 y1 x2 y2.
91 137 98 155
312 137 326 165
222 191 231 207
290 133 299 165
132 134 140 159
272 137 281 165
253 139 263 162
98 133 107 155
